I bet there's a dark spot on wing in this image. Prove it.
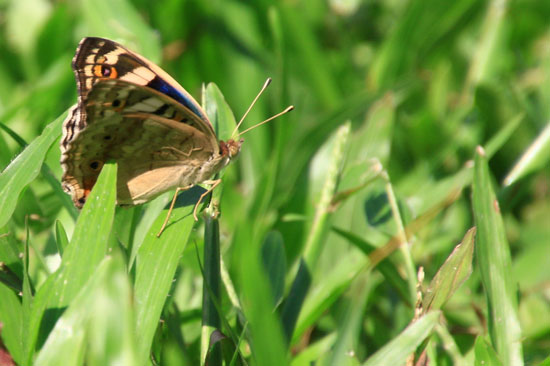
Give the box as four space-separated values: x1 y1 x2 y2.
154 103 169 116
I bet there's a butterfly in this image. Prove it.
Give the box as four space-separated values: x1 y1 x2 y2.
60 37 291 233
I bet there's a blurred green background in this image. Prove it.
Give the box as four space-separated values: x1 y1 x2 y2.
0 0 549 365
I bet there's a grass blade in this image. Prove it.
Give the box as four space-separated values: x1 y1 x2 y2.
0 111 64 228
473 146 523 365
35 255 137 366
133 199 195 364
362 311 441 366
25 162 117 363
503 122 550 186
423 227 476 311
201 216 222 366
0 282 23 365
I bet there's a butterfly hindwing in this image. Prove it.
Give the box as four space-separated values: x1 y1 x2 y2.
61 78 222 207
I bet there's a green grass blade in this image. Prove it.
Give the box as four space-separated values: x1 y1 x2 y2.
133 200 195 364
237 235 288 366
0 111 64 228
292 254 367 343
281 259 311 343
472 146 523 365
201 216 222 366
261 231 286 306
0 282 23 365
325 274 371 366
503 122 550 186
0 226 23 292
422 227 476 311
203 82 237 141
484 114 523 159
362 311 441 366
333 227 410 304
25 162 117 363
54 220 68 257
474 336 503 366
290 334 337 366
35 255 137 366
304 122 350 269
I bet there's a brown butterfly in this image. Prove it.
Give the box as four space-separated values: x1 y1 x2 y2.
60 37 292 234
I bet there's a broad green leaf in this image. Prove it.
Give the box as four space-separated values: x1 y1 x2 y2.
473 146 523 366
204 82 237 141
0 111 64 228
133 198 195 364
25 162 117 363
237 231 288 366
35 255 137 366
0 282 23 365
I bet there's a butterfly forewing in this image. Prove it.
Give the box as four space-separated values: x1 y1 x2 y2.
71 37 211 125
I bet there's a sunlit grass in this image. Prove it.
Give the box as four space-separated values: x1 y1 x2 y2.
0 0 549 365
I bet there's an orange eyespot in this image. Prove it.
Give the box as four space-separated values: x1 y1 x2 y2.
93 65 118 78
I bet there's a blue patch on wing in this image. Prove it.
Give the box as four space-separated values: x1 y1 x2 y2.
148 76 204 119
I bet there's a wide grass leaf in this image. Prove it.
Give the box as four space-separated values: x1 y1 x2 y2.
472 146 523 366
35 255 137 366
25 162 117 363
0 111 64 228
133 197 195 364
0 282 23 365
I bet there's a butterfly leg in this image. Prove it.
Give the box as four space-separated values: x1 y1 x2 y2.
157 184 194 237
193 179 222 221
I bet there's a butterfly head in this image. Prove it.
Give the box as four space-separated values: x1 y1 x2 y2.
220 139 243 160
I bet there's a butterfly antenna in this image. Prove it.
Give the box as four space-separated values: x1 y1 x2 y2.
237 105 294 137
232 78 272 138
